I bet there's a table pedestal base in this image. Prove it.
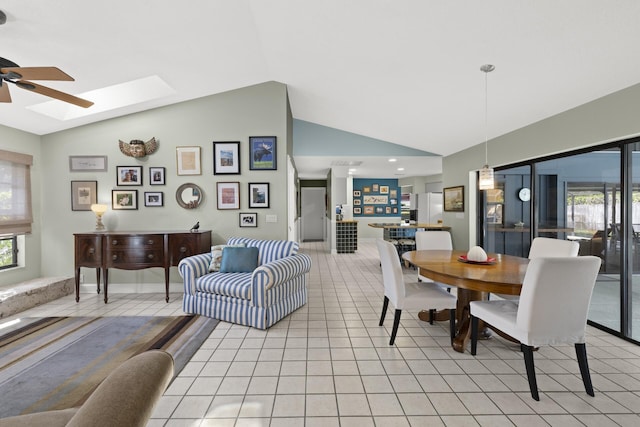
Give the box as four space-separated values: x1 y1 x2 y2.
419 288 491 353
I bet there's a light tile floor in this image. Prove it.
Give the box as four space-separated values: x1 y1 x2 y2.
3 240 640 426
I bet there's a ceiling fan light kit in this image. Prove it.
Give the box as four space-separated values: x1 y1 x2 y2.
0 56 93 107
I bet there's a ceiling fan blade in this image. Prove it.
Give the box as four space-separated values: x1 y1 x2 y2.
16 80 93 108
0 66 74 81
0 82 11 103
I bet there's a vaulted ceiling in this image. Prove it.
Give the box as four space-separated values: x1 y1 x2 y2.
2 1 640 178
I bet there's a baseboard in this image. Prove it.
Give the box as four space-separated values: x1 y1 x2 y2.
79 282 185 294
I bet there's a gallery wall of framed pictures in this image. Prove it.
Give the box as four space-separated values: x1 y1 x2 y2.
68 134 279 230
352 178 400 217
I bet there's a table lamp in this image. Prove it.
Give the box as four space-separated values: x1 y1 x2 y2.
90 204 108 231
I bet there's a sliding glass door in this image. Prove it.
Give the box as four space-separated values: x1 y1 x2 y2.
536 149 622 333
480 145 631 338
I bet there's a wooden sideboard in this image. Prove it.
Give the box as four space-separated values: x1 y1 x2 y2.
74 230 211 303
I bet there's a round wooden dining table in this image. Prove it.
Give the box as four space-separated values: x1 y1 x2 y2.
402 249 529 353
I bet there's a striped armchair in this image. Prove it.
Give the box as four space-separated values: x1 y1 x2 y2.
178 237 311 329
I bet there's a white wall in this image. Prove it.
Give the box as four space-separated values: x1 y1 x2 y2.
31 82 290 286
443 82 640 250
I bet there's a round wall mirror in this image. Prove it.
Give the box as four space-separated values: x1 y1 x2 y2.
176 183 203 209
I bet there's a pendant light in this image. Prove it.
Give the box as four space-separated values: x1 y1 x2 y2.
478 64 495 190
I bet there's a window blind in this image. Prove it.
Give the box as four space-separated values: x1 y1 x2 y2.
0 149 33 236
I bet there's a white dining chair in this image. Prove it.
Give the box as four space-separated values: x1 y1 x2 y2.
377 239 457 345
470 256 601 401
414 230 453 289
495 237 579 301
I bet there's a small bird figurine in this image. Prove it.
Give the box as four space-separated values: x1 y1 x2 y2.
190 221 200 232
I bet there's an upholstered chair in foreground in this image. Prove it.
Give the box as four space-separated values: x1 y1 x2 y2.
470 256 601 401
0 350 174 427
377 238 457 345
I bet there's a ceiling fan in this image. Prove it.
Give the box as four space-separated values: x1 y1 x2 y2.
0 56 93 108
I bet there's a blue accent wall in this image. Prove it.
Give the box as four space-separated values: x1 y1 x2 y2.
353 178 400 217
293 119 437 156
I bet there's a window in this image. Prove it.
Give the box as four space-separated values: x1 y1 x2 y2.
0 149 33 237
0 236 17 270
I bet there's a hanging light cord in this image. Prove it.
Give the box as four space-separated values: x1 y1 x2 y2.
482 65 493 166
484 69 488 166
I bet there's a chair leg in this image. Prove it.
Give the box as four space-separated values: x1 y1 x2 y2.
470 315 478 355
429 309 435 325
390 309 402 345
521 344 540 401
575 343 595 397
449 308 456 344
379 296 389 326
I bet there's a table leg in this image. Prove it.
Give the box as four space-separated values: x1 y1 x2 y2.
103 268 109 304
75 268 81 302
96 268 101 294
164 267 170 303
453 289 490 353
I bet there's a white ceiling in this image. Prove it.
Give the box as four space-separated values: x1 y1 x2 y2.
2 1 640 179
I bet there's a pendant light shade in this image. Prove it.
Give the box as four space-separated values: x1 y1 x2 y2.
479 64 495 190
478 165 495 190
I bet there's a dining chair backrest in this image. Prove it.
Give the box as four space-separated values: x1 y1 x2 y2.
528 237 579 259
415 231 453 251
376 238 405 307
516 256 601 347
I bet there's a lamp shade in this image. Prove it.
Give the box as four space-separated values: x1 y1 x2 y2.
478 165 495 190
91 204 108 214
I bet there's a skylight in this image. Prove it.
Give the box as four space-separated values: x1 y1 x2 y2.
27 75 175 121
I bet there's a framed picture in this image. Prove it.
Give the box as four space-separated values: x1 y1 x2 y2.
353 190 361 197
217 182 240 210
239 212 258 227
248 182 270 208
444 185 465 212
373 184 379 192
353 199 361 206
249 136 277 170
176 146 201 175
213 141 241 175
71 180 97 211
149 167 165 185
380 185 389 194
363 186 371 193
112 190 138 210
144 191 164 207
390 189 397 198
116 166 143 186
364 206 374 215
69 155 108 172
354 207 362 214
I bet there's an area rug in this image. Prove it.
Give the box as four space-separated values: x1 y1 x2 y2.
0 315 218 418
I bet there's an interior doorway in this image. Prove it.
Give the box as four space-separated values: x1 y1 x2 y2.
301 187 326 242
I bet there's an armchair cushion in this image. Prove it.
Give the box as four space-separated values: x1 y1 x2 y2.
209 243 246 272
220 246 259 273
196 272 253 300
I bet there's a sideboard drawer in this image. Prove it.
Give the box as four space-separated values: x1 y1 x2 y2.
168 232 212 265
74 234 103 267
107 234 163 249
107 249 164 267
